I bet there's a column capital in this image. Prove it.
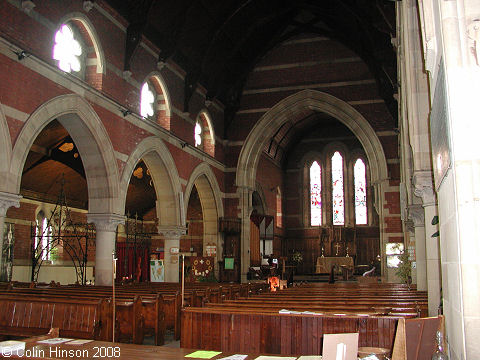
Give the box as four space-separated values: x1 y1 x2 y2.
157 225 187 238
408 204 425 227
0 192 22 217
412 171 436 206
87 213 125 232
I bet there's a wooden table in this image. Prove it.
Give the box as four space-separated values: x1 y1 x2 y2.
1 333 275 360
315 256 354 274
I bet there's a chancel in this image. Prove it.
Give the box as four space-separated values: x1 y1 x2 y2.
0 1 477 359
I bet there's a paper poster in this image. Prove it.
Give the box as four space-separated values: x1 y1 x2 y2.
150 259 165 282
224 257 234 270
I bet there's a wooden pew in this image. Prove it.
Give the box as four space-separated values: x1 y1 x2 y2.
0 289 147 344
0 294 110 341
181 307 399 355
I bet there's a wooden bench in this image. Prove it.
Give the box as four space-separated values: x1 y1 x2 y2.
0 294 109 341
0 289 148 344
181 307 399 355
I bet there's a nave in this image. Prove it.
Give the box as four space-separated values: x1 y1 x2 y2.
0 279 438 359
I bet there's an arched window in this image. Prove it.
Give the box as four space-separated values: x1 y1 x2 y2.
354 158 367 225
53 24 84 76
194 111 215 156
36 212 53 261
310 161 322 226
194 122 202 147
331 151 344 225
140 82 155 118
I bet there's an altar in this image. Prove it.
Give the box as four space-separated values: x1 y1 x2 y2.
315 256 354 274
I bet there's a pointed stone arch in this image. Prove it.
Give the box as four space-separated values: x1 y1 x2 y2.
236 90 388 188
184 163 224 272
0 103 12 190
9 94 120 215
120 136 183 227
236 89 389 280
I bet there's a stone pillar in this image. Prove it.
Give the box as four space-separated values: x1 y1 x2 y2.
87 213 125 286
0 192 21 280
408 204 427 291
158 226 186 283
237 186 253 283
413 171 441 316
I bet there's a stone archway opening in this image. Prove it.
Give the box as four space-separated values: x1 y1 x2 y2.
236 90 389 281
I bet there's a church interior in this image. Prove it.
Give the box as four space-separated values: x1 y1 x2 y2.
0 0 479 359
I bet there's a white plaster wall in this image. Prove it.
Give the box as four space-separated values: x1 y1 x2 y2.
12 265 94 285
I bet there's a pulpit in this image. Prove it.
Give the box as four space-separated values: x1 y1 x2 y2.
315 256 354 274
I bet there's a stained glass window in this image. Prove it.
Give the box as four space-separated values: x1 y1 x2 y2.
53 24 82 73
332 151 344 225
140 82 155 118
310 161 322 226
354 158 367 224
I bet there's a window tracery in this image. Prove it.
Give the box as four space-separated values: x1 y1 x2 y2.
53 24 83 74
331 151 344 225
310 161 322 226
354 158 367 225
306 149 369 227
140 82 155 118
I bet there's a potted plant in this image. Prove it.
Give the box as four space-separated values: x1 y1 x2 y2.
395 251 412 288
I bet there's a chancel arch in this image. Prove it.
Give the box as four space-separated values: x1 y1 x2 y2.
236 89 389 279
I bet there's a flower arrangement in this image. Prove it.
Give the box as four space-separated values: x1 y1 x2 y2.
291 251 303 265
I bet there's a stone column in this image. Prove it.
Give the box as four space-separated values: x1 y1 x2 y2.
87 213 125 286
408 204 427 291
0 192 21 280
413 171 441 316
237 186 254 283
158 226 186 283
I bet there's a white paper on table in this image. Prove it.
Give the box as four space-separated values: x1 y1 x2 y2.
297 356 323 360
217 355 248 360
65 339 94 345
37 338 73 345
254 356 297 360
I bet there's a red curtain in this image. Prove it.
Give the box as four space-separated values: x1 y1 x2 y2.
116 243 150 282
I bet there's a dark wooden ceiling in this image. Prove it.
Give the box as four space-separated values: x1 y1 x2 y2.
106 0 398 123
